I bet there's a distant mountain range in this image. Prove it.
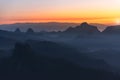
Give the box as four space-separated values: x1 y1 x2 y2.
1 22 120 35
0 22 107 32
63 23 120 35
0 22 78 32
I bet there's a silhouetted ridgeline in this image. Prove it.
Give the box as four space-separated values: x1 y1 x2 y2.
0 22 79 32
0 22 107 32
64 22 100 35
14 28 21 33
1 22 119 35
103 25 120 34
0 22 120 79
26 28 34 33
63 22 120 35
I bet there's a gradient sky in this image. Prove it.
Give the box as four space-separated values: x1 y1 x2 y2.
0 0 120 24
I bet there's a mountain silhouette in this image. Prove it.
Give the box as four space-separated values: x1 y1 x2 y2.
90 23 107 32
103 25 120 34
26 28 34 33
0 22 108 32
0 22 79 32
14 28 21 33
0 25 120 79
64 22 100 34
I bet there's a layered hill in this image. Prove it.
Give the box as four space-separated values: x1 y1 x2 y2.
64 22 100 34
103 25 120 34
0 22 107 32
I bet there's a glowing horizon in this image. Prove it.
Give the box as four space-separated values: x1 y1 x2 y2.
1 0 120 25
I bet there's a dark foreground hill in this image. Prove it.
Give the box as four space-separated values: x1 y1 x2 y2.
0 41 119 80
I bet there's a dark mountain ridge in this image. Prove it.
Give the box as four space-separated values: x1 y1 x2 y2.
0 22 108 32
64 22 100 35
0 22 79 32
103 25 120 34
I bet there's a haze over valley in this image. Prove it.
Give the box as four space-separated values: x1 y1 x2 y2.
0 22 120 79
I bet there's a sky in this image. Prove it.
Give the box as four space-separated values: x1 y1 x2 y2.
0 0 120 25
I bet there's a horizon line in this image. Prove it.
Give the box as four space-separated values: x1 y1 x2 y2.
0 21 110 25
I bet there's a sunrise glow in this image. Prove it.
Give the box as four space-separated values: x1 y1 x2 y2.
115 18 120 25
0 0 120 25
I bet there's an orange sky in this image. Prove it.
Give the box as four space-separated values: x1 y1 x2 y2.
1 0 120 25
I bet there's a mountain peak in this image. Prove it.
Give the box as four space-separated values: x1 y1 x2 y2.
64 22 100 34
26 28 34 33
80 22 89 26
15 28 21 33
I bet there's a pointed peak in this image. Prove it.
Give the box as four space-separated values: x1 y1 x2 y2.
15 28 21 32
80 22 89 26
27 28 34 33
